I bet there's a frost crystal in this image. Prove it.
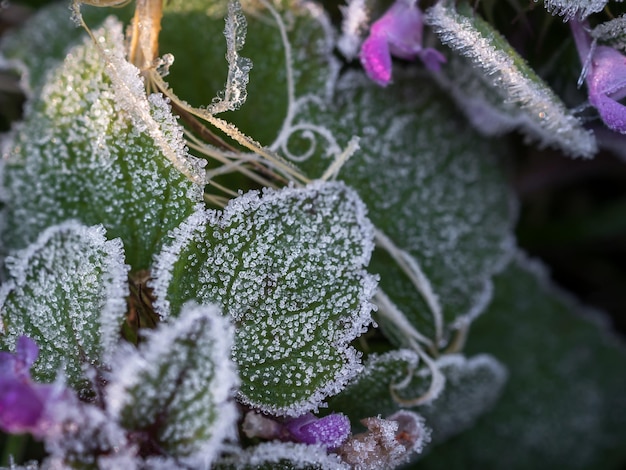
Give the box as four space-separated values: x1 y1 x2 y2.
207 0 252 114
338 0 370 60
107 303 239 466
0 222 128 389
538 0 610 20
425 1 597 158
152 181 377 416
592 15 626 51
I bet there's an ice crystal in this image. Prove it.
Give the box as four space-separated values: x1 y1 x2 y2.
207 0 252 114
338 0 370 60
538 0 611 20
106 303 239 465
592 15 626 50
425 1 597 158
0 222 128 390
152 181 377 416
0 18 204 270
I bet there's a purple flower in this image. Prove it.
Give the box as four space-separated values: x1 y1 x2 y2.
571 20 626 134
284 412 351 450
360 0 446 86
0 336 56 436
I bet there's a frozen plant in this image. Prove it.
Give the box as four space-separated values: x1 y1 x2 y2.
0 0 625 469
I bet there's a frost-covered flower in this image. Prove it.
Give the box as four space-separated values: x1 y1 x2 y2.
571 19 626 133
0 336 56 436
360 0 446 86
284 413 351 450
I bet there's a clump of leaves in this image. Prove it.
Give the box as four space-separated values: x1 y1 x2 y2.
0 0 625 469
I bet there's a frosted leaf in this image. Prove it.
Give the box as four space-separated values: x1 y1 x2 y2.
0 221 128 391
327 349 419 421
106 303 239 465
0 3 130 97
161 0 339 147
216 442 350 469
289 68 515 347
592 15 626 51
43 393 137 470
425 1 597 158
538 0 610 20
405 354 507 445
206 0 253 114
151 181 377 416
418 252 626 469
1 18 204 271
432 53 538 136
328 351 507 445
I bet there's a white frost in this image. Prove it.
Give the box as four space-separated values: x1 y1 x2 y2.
425 2 597 158
107 303 239 467
151 181 377 417
538 0 611 20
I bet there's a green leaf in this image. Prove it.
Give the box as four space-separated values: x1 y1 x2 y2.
0 3 132 97
425 1 597 158
417 253 626 470
106 303 239 465
160 0 338 147
1 18 205 271
0 221 128 390
151 181 377 416
291 68 515 348
327 351 507 445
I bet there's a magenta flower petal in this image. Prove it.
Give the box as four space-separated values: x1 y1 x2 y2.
359 0 445 86
285 413 351 450
379 0 425 60
589 92 626 133
0 379 46 434
360 32 393 86
418 48 447 73
571 20 626 133
0 336 57 436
